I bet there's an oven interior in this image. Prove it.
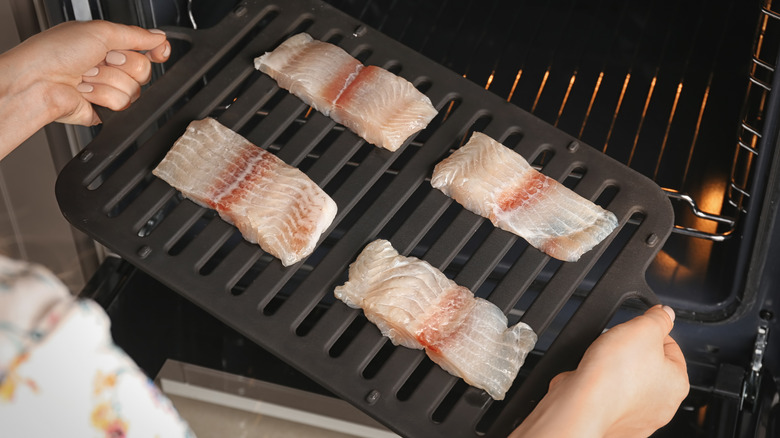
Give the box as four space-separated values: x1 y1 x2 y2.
44 0 780 436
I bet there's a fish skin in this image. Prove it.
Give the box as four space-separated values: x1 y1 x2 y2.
254 33 438 151
335 239 537 400
152 118 337 266
431 132 618 262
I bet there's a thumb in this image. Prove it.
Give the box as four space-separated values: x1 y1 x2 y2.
88 20 167 52
642 304 675 337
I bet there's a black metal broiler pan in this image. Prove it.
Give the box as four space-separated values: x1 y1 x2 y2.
55 0 675 436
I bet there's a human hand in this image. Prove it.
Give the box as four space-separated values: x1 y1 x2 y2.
0 20 170 157
510 305 689 438
14 20 169 125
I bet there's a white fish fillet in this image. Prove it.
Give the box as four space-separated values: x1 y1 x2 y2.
334 239 537 400
152 118 337 267
254 33 438 151
431 132 618 262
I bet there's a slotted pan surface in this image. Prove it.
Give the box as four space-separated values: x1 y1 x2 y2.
55 1 674 436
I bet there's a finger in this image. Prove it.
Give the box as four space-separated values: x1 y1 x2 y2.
663 335 687 366
641 304 675 337
81 66 142 102
86 20 167 53
104 50 154 85
104 50 152 84
78 82 133 112
53 90 101 126
548 371 573 390
145 40 171 64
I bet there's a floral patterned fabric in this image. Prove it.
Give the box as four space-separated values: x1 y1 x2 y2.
0 255 195 437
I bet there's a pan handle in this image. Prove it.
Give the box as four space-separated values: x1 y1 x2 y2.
94 105 116 125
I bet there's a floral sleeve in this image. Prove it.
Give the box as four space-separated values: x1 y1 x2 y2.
0 255 195 437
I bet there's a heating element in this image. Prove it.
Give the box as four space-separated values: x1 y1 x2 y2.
55 0 674 436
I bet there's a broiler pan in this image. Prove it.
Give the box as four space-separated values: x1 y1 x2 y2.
55 0 674 436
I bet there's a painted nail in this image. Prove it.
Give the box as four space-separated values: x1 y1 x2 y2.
77 83 94 93
148 28 166 36
83 67 99 77
106 51 126 66
662 305 676 323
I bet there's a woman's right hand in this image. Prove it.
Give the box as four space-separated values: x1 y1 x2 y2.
510 305 689 437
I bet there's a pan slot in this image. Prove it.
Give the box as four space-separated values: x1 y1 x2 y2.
86 146 138 192
167 209 217 256
352 47 374 64
431 381 471 424
314 136 367 196
562 166 585 190
198 231 244 276
242 88 290 133
575 210 647 296
361 340 397 379
408 203 462 260
264 236 339 314
230 255 275 296
529 147 555 169
595 183 620 207
262 105 316 162
377 184 434 244
384 61 403 75
396 357 435 401
444 221 499 290
105 173 156 218
328 316 368 358
294 302 331 337
474 237 531 301
137 192 183 237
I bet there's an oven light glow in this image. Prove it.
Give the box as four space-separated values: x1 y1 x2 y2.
628 75 658 166
682 76 713 187
654 81 684 180
484 70 495 90
507 69 523 102
579 71 604 139
531 69 551 113
555 72 578 126
603 73 631 153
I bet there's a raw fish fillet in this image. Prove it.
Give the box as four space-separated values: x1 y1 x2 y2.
152 118 337 266
254 33 438 151
334 239 537 400
431 132 618 262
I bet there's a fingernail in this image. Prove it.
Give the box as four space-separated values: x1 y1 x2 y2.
148 28 166 36
106 51 126 66
162 42 171 59
77 83 94 93
83 67 99 77
662 305 676 323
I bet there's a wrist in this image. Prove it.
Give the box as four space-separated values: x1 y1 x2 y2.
0 50 64 157
511 372 611 438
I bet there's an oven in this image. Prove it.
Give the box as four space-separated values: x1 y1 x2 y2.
13 0 780 436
